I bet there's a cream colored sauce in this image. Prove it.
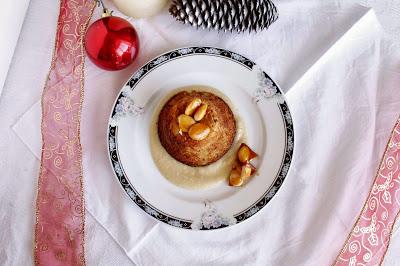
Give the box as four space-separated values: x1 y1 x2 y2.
149 86 247 190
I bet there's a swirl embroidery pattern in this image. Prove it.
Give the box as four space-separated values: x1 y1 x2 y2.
34 1 94 265
335 117 400 265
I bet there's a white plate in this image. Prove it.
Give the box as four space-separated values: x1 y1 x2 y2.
107 47 294 230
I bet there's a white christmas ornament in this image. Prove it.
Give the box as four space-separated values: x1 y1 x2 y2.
112 0 167 18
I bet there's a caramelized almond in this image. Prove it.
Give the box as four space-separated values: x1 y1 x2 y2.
193 103 208 121
229 170 243 186
185 98 202 116
170 121 181 136
178 114 196 132
241 164 253 180
238 145 250 163
241 163 257 180
237 143 258 163
188 123 210 140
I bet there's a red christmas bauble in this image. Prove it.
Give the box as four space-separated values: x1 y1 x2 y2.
85 16 139 71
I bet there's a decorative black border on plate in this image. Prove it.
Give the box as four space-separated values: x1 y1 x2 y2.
107 47 294 230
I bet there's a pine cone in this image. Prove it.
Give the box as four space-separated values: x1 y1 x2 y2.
169 0 279 33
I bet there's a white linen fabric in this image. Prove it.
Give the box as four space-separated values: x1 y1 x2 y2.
1 0 400 265
358 0 400 42
0 0 30 97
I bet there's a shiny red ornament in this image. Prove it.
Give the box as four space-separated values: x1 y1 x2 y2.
84 16 139 71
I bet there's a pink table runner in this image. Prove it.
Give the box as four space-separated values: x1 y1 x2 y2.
34 1 95 265
335 116 400 265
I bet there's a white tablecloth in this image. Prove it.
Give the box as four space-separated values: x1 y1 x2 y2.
1 0 400 265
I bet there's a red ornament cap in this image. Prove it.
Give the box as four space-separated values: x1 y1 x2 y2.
85 16 139 71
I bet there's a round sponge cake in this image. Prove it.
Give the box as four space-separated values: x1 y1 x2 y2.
157 91 236 167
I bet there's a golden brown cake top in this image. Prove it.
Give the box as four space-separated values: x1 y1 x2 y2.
157 90 236 167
